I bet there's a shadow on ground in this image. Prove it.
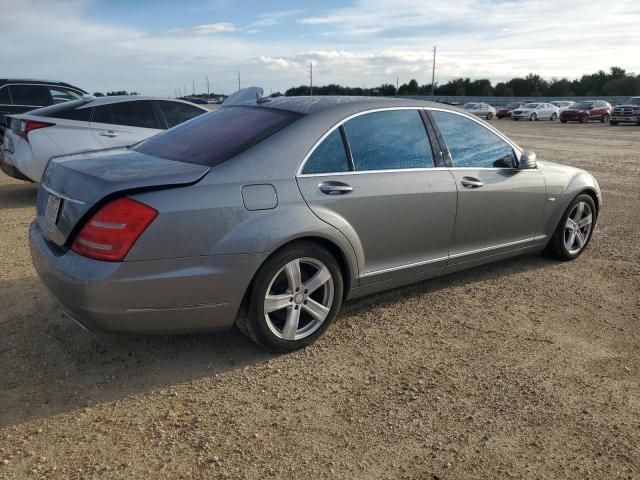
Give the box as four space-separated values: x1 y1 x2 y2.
0 253 556 427
0 182 38 210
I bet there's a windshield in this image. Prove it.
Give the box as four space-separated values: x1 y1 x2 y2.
523 103 539 108
505 102 521 109
134 106 302 167
572 102 593 109
462 103 477 109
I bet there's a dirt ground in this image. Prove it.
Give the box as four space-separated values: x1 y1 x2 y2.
0 120 638 479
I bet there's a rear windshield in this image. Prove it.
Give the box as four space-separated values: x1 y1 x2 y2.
133 106 302 166
28 100 92 119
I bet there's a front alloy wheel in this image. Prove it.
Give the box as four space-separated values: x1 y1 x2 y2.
241 242 343 352
546 194 596 260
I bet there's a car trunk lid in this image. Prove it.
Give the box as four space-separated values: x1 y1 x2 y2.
37 148 210 246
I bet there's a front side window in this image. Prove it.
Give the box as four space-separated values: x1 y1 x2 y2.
9 85 53 106
302 128 350 174
343 110 434 171
431 111 517 169
134 106 302 167
158 101 205 129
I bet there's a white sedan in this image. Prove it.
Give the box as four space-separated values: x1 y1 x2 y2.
511 103 559 121
1 96 207 183
462 102 497 120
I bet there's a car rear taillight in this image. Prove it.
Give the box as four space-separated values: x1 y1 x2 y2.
16 120 55 141
72 197 158 262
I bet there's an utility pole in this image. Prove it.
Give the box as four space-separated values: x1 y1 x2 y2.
206 76 210 97
309 62 313 96
183 84 187 98
237 71 241 91
431 46 437 97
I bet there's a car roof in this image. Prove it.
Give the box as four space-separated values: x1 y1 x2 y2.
0 79 86 92
78 96 209 109
235 95 457 117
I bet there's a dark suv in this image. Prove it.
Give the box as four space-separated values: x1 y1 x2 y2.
0 79 87 143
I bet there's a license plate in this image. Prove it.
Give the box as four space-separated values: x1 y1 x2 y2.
45 194 62 224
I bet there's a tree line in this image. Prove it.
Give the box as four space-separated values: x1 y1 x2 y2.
284 67 640 98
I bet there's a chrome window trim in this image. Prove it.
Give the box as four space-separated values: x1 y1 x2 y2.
298 166 539 178
0 83 84 107
296 106 525 177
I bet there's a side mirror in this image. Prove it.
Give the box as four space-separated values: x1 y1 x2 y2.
519 151 537 169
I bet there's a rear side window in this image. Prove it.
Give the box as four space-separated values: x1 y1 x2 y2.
134 106 302 167
92 101 158 129
432 111 516 169
111 101 158 129
0 87 10 104
157 101 205 128
9 85 53 106
302 128 350 174
343 110 434 171
49 87 83 104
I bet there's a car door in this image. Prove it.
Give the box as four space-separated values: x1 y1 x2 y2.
296 108 458 284
429 109 546 265
90 100 163 148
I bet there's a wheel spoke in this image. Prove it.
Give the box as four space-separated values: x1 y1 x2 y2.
282 306 301 341
284 259 302 292
575 229 586 248
303 266 332 295
578 214 592 228
572 202 584 222
264 294 291 313
303 298 330 323
566 231 576 249
566 218 578 230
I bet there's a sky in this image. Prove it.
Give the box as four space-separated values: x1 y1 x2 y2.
1 0 639 97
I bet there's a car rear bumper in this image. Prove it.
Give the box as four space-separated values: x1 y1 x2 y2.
0 149 32 181
30 221 268 334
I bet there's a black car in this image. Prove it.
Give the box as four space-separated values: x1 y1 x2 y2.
0 79 87 143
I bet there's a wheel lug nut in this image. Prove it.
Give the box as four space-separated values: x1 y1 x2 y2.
289 297 293 302
295 305 299 310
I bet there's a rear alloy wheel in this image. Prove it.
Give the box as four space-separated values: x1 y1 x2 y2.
546 194 596 261
602 114 610 123
550 113 558 121
243 242 343 352
530 113 537 121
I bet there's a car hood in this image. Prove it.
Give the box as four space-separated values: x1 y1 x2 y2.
514 108 535 113
563 108 588 113
613 104 640 108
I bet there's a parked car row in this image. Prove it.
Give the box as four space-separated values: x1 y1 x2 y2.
1 79 208 183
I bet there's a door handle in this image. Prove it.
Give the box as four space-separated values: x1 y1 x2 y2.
461 177 483 189
99 130 119 138
319 181 353 195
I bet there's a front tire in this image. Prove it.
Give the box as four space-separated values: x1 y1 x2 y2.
580 114 588 123
243 242 344 352
530 113 537 121
610 121 618 126
545 194 596 261
486 112 494 120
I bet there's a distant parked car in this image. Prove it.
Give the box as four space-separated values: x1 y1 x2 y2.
560 101 611 123
0 79 87 150
610 97 640 126
1 96 207 183
550 101 575 112
462 102 496 120
511 103 559 121
496 102 525 119
185 97 209 105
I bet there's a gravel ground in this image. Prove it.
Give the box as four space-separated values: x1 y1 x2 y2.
0 120 638 479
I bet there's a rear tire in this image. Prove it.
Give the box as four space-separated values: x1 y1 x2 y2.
545 194 596 261
602 114 610 123
550 113 558 121
243 242 343 352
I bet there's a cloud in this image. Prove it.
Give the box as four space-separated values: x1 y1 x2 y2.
298 16 347 25
249 9 305 29
191 22 237 34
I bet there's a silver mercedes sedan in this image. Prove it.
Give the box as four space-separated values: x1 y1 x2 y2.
30 95 601 352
